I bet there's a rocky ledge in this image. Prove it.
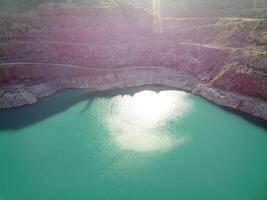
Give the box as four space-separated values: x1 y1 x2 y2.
0 4 266 121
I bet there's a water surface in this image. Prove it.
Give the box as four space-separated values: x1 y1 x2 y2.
0 88 267 200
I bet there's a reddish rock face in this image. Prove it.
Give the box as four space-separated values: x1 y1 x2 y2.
0 6 153 44
210 64 267 100
0 3 266 119
0 43 28 58
0 63 92 87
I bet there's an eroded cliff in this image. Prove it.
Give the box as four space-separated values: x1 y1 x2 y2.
0 3 266 120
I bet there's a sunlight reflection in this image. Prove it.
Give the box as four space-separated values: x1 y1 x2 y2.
152 0 160 16
120 91 177 124
106 90 191 153
152 0 163 33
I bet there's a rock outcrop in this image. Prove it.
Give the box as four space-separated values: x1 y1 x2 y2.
0 4 266 121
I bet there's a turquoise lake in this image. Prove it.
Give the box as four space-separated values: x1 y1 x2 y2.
0 88 267 200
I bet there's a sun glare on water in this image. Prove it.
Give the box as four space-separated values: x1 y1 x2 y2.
106 90 191 153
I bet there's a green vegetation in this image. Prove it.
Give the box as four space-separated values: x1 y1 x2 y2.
160 0 267 18
0 0 124 10
1 0 266 18
256 50 267 57
255 19 267 32
0 0 61 10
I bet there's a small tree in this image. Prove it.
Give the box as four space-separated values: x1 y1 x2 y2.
104 0 125 6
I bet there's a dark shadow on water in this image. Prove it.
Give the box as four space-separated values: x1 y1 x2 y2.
0 89 92 131
0 85 173 131
80 98 93 114
88 85 174 99
0 85 266 131
221 106 267 131
195 96 267 131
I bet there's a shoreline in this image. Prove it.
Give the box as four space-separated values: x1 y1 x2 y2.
1 67 266 123
1 84 266 130
89 85 267 130
0 5 266 122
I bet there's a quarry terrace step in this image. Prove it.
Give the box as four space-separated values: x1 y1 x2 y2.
0 40 228 79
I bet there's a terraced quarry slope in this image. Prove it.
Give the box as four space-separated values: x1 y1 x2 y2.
0 3 266 120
